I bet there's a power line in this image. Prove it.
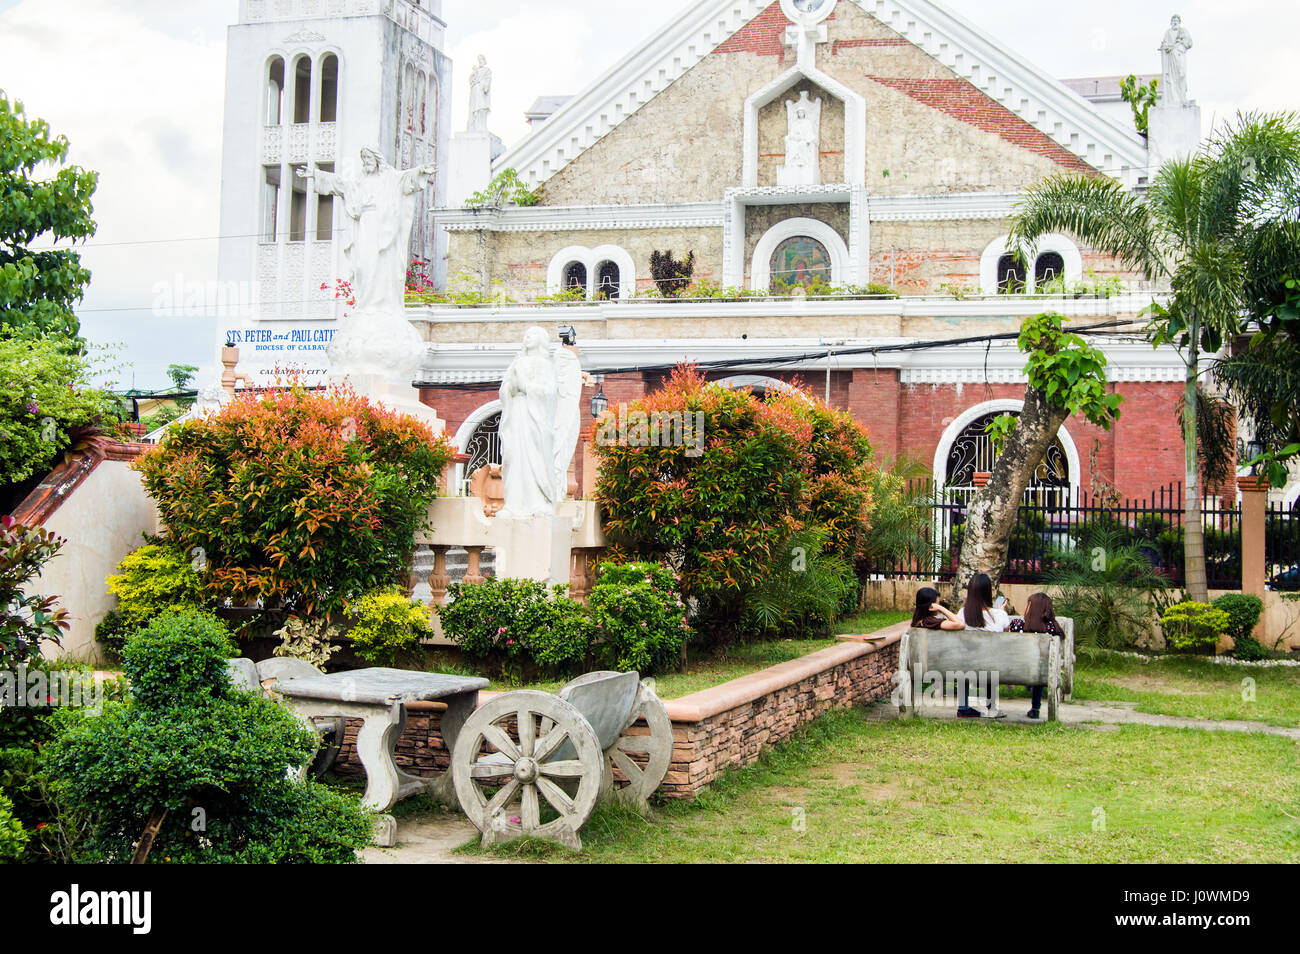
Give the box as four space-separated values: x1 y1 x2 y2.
412 319 1146 391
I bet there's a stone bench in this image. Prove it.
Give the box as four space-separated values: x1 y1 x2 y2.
896 618 1074 722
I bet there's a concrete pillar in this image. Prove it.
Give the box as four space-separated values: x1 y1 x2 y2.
1238 476 1269 637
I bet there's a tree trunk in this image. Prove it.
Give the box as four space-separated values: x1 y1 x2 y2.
949 386 1069 604
1183 329 1209 602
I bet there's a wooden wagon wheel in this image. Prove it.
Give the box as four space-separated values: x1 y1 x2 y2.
608 681 672 813
451 691 604 851
1046 636 1062 723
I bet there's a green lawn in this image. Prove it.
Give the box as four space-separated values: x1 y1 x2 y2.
1072 652 1300 728
421 609 910 700
466 709 1300 863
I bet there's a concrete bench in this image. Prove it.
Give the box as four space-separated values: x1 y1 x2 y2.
896 618 1074 722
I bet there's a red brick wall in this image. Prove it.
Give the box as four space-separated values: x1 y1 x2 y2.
422 375 1192 500
712 1 789 61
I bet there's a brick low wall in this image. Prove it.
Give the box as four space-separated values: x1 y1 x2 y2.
659 634 901 798
332 629 904 800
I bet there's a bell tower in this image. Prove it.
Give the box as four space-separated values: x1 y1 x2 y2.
215 0 451 381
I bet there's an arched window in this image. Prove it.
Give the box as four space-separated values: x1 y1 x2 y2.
1035 252 1065 289
996 254 1024 294
266 57 285 125
564 262 588 296
461 412 502 496
318 54 338 123
769 235 831 292
945 411 1071 508
292 55 312 124
595 261 620 300
425 75 438 141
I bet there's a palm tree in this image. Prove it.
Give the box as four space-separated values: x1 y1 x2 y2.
1008 112 1300 602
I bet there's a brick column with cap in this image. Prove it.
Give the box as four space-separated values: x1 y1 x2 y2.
1238 475 1269 639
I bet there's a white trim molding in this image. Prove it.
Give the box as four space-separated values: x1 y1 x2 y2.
750 217 850 292
437 201 725 233
546 245 637 301
931 398 1081 500
979 233 1083 294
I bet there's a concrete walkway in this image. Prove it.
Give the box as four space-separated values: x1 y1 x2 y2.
361 812 531 864
874 696 1300 740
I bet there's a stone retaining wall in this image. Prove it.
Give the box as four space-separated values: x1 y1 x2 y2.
331 631 903 799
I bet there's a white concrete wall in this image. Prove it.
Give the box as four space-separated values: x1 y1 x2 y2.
31 462 159 665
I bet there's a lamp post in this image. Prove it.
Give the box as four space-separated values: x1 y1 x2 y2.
590 384 609 420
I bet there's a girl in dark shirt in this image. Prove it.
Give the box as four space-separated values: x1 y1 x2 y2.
911 586 966 631
1009 592 1064 719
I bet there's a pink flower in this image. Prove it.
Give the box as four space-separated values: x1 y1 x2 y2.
497 626 507 635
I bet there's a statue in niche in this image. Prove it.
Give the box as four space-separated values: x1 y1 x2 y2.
1158 15 1193 107
777 90 822 187
498 327 583 518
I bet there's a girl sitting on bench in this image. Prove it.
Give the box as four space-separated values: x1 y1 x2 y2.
957 573 1010 718
1009 592 1064 720
910 586 966 631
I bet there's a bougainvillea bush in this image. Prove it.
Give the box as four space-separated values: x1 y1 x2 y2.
596 367 875 643
135 384 452 618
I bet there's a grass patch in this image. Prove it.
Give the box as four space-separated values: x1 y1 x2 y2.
1073 652 1300 728
461 707 1298 863
420 610 910 700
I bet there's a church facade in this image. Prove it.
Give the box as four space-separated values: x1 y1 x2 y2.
412 0 1211 504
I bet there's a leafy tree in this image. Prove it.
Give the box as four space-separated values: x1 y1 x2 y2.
950 313 1121 601
0 335 120 493
464 168 539 209
1119 75 1158 137
0 94 98 339
1 516 70 663
165 364 198 391
1009 112 1300 602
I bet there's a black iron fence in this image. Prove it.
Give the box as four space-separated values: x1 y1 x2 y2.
1267 499 1300 591
868 481 1289 591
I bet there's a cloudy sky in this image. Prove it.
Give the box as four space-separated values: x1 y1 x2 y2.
0 0 1296 389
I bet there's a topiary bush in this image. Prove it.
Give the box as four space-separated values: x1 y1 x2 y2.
1159 601 1229 654
135 382 452 618
98 543 206 657
1213 593 1264 643
587 562 690 673
344 586 435 666
1213 593 1267 659
40 609 372 863
439 577 591 676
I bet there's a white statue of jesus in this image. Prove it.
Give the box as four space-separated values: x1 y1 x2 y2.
498 327 583 517
299 148 435 316
1158 15 1193 107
